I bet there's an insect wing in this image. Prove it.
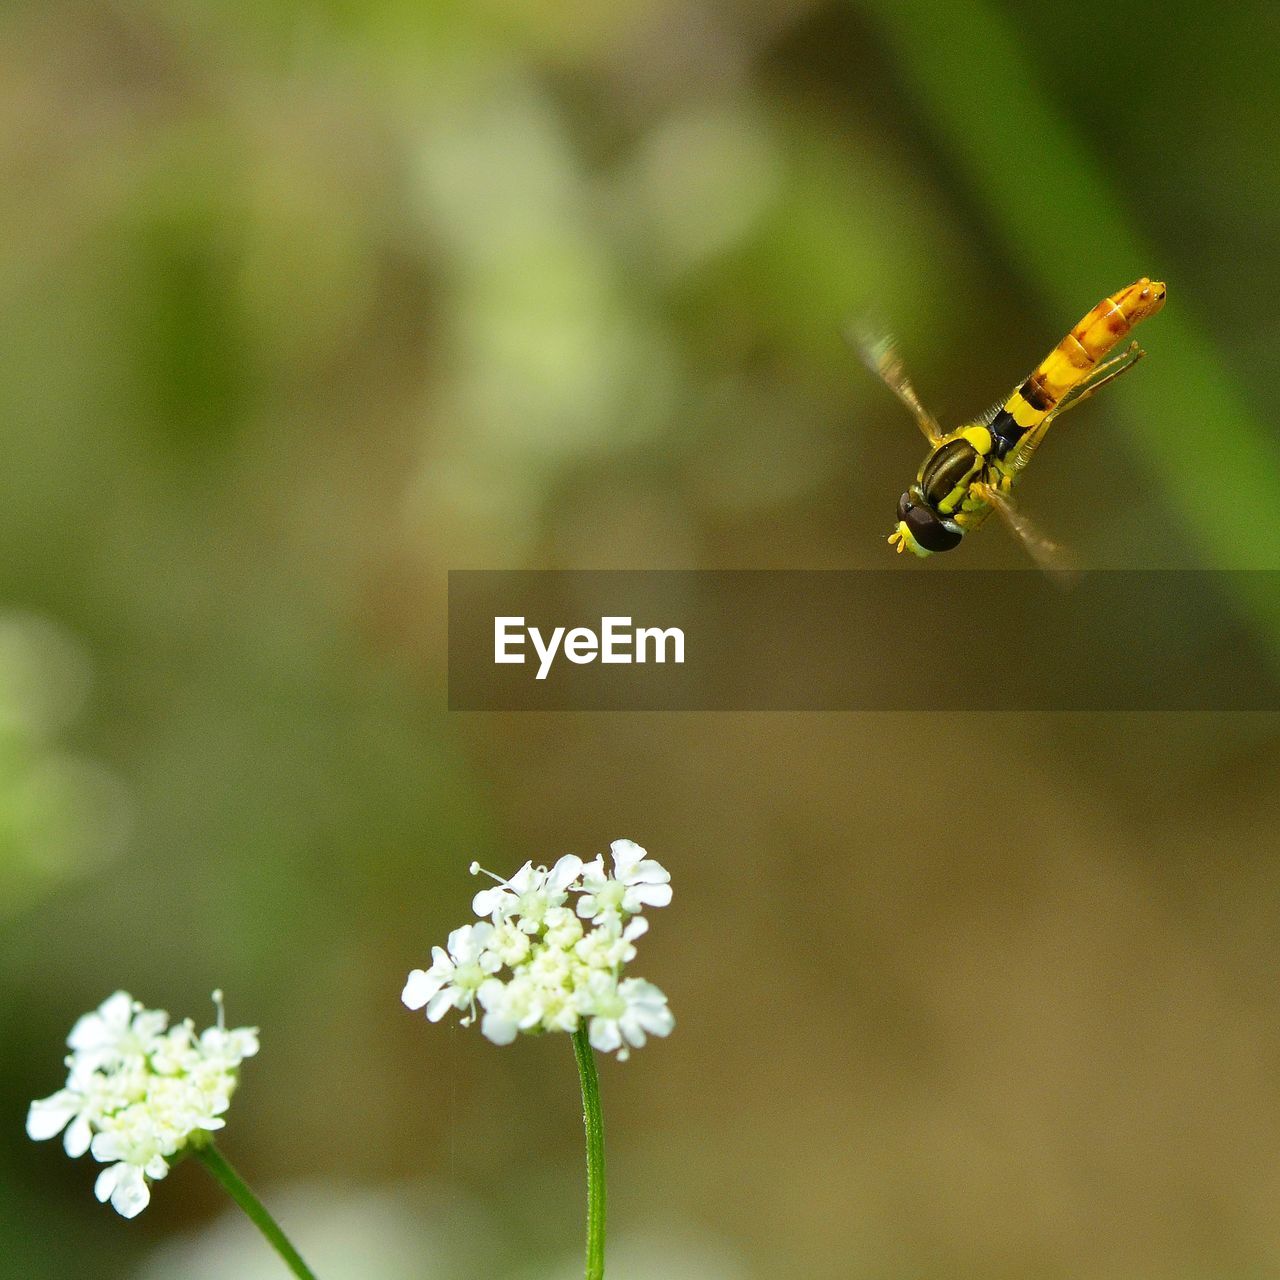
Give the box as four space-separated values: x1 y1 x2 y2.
848 324 943 446
979 483 1078 581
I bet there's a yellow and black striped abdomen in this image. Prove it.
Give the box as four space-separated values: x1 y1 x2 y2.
988 277 1166 455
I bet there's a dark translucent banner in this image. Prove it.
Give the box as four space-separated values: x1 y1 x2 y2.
448 571 1280 711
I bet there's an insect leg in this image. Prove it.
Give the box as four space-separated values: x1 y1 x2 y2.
1005 416 1053 474
1051 341 1145 419
1005 342 1145 476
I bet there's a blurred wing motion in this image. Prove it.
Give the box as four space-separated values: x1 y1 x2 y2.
972 481 1078 582
849 324 943 446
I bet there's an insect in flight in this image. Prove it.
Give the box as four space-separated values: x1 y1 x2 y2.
858 278 1166 569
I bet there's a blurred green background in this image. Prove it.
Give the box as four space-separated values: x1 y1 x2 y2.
3 0 1280 1276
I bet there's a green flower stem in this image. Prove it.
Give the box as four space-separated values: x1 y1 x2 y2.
194 1143 319 1280
571 1026 607 1280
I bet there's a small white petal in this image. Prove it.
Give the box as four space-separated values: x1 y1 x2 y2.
472 888 502 917
480 1013 518 1045
633 1003 673 1037
609 840 647 874
64 1114 93 1158
425 989 456 1022
630 882 672 909
111 1166 151 1218
450 922 493 963
94 1164 122 1204
620 1017 648 1050
91 1132 122 1163
26 1094 77 1142
588 1019 621 1054
401 969 441 1011
69 992 133 1052
547 854 584 892
627 859 671 885
643 1006 675 1036
506 861 538 892
477 977 506 1010
620 978 664 1001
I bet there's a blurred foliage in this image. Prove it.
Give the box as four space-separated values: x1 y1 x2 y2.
1 1 1279 1278
0 612 129 914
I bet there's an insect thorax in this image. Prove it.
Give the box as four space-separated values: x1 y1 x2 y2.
919 437 984 514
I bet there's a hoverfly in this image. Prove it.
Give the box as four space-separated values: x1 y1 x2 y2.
859 278 1166 569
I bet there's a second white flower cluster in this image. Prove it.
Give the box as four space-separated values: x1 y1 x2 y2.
25 991 258 1218
402 839 674 1060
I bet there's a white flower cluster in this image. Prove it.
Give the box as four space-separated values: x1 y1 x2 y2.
402 839 674 1060
26 990 258 1218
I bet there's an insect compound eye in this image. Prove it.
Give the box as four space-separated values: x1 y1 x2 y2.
896 491 916 522
903 502 963 553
